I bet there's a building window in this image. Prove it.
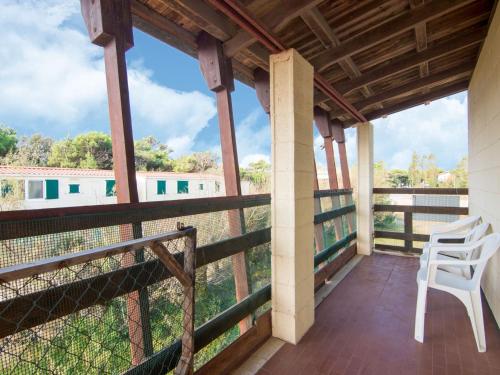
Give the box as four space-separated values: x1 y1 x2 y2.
177 180 189 194
157 180 166 195
69 184 80 194
199 183 204 191
45 180 59 200
28 180 44 199
215 181 221 193
106 180 116 197
1 180 12 198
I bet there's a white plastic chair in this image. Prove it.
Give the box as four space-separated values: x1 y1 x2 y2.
415 233 500 352
428 215 481 244
420 223 490 277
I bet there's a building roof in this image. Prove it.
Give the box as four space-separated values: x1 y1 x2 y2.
131 0 496 125
0 166 222 179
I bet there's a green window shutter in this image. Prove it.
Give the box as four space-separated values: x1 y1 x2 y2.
1 180 12 198
106 180 116 197
177 180 189 194
45 180 59 200
199 183 204 190
69 184 80 194
157 180 166 195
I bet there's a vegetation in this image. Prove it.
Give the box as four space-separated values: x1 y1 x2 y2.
0 126 218 174
240 160 270 191
0 206 272 374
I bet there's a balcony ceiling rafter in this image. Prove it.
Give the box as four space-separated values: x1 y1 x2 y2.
130 0 495 124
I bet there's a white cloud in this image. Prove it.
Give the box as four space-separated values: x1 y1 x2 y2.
0 0 217 156
234 108 270 165
372 93 468 170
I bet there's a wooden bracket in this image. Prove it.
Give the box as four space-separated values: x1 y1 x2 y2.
314 106 331 138
151 231 196 375
197 31 234 92
254 68 270 114
330 119 345 143
81 0 133 49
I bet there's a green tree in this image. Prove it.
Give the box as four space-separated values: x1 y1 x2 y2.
408 151 422 187
387 169 409 188
240 160 270 190
48 132 113 169
2 134 53 166
135 136 174 171
452 156 468 188
174 151 219 173
0 126 17 157
422 153 441 187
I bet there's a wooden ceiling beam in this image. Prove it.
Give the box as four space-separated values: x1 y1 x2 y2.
410 0 430 81
364 80 469 121
312 0 476 72
334 27 485 95
223 0 324 57
131 0 197 57
354 61 474 111
301 7 377 102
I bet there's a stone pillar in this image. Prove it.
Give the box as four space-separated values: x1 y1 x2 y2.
270 49 314 344
356 122 374 255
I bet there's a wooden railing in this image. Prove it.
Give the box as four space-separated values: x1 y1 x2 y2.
373 188 468 253
0 190 357 374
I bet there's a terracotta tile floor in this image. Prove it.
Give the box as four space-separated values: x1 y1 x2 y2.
257 253 500 375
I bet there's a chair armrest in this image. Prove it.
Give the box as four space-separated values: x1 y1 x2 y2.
427 243 478 254
429 258 479 267
430 233 467 244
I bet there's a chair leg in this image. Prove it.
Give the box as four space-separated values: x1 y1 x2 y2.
470 291 486 352
415 281 427 343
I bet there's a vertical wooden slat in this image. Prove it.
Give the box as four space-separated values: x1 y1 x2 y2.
313 159 325 253
80 0 152 364
337 133 355 233
198 32 251 333
404 212 413 251
175 229 196 375
323 138 344 240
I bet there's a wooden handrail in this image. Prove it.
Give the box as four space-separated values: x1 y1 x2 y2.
0 228 271 339
0 228 194 283
374 204 468 215
0 194 271 240
373 187 468 195
314 189 353 198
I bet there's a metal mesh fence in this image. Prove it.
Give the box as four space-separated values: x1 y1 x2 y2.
0 201 272 374
0 190 355 374
0 230 194 374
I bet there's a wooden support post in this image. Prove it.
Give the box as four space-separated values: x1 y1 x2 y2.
313 159 325 253
80 0 152 364
404 212 413 251
333 124 355 233
197 31 251 333
314 108 344 240
177 230 196 375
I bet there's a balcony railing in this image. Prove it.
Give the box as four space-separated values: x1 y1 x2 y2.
0 189 356 374
373 188 468 253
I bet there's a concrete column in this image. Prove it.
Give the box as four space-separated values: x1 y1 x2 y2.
270 49 314 344
356 122 374 255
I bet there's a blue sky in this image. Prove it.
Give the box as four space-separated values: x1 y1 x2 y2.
0 0 468 170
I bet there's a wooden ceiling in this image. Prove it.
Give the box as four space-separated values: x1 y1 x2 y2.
131 0 497 125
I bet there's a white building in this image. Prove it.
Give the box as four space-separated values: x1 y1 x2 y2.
0 166 225 210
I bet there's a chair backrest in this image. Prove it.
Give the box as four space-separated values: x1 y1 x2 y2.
471 233 500 287
434 215 481 235
465 222 490 243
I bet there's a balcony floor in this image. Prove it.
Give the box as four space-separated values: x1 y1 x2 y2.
257 253 500 375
